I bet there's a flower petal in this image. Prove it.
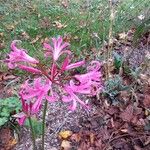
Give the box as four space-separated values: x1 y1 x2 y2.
18 65 41 74
65 60 85 70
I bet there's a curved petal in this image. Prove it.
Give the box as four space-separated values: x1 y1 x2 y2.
65 60 85 70
32 94 43 113
13 112 27 125
60 42 70 50
57 36 63 48
72 93 89 109
61 56 70 71
18 65 41 74
62 95 73 102
10 40 22 52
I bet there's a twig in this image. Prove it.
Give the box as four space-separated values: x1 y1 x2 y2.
4 77 20 90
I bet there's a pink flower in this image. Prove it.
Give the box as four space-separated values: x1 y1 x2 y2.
6 40 39 69
13 96 34 125
8 37 103 123
63 84 89 111
74 61 102 95
20 78 56 113
43 37 71 61
14 112 27 125
62 61 102 111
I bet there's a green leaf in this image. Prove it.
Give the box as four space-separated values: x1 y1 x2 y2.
0 96 21 126
0 117 8 126
1 108 10 117
113 52 122 70
25 118 43 137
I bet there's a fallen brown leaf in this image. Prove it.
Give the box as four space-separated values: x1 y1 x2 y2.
118 32 127 40
0 73 16 81
90 133 95 144
143 94 150 108
30 35 42 44
53 21 67 29
0 32 4 37
120 105 134 122
59 130 73 139
6 25 15 30
70 133 81 142
21 31 30 40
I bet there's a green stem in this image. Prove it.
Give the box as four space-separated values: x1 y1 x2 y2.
41 100 48 150
28 117 36 150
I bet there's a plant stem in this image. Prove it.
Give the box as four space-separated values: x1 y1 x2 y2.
107 0 115 79
28 117 36 150
41 100 48 150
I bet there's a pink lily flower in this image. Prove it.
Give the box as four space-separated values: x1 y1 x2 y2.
63 84 89 111
6 40 39 69
62 61 102 111
74 61 102 95
20 78 57 113
43 36 71 61
13 96 34 125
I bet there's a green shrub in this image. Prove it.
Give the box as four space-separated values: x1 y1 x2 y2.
0 97 21 126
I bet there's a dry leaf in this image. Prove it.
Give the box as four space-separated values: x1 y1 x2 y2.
30 35 42 44
63 34 72 43
0 73 16 81
90 133 95 144
53 21 67 29
0 128 17 150
95 139 103 149
74 36 79 40
120 105 134 122
6 25 15 31
21 31 30 40
118 32 127 40
61 140 71 150
40 17 51 29
143 94 150 108
0 42 5 50
8 138 17 148
0 32 4 37
70 133 81 142
61 0 69 8
59 130 73 139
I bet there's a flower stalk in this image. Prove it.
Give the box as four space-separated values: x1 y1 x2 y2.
28 117 36 150
107 0 115 79
41 100 48 150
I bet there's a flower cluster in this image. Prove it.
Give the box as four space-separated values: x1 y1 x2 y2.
6 37 102 125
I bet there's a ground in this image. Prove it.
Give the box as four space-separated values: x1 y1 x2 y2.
0 0 150 150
